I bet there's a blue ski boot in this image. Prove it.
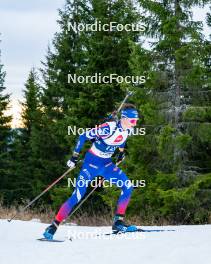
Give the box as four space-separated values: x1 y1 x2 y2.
43 220 60 240
112 215 138 233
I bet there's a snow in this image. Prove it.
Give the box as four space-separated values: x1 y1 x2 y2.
0 219 210 264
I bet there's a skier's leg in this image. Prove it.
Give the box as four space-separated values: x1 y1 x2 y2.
55 166 96 222
101 162 137 232
102 163 133 215
43 162 98 239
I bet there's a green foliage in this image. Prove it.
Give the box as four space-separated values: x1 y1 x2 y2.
157 125 175 157
198 123 211 143
1 0 211 225
127 172 211 224
50 186 72 210
0 47 12 203
183 107 211 122
34 0 143 213
175 133 192 150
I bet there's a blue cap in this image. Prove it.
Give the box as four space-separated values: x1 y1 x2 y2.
121 108 139 119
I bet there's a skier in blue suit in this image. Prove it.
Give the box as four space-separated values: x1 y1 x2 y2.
43 103 139 239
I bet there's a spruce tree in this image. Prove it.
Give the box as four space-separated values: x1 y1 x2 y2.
8 69 43 204
118 0 211 224
0 44 12 203
84 0 142 119
38 0 144 212
32 0 92 209
138 0 211 176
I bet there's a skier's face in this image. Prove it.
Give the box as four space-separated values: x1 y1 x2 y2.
121 117 138 129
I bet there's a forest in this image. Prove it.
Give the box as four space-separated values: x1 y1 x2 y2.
0 0 211 225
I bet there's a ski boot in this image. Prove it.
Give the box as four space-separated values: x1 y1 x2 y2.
112 215 138 233
43 220 60 240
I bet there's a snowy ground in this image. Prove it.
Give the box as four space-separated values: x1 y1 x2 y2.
0 219 210 264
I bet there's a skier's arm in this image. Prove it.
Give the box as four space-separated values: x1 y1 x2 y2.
67 131 97 168
74 123 111 153
67 123 111 168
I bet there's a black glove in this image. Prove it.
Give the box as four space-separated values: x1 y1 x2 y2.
116 151 125 163
67 152 79 168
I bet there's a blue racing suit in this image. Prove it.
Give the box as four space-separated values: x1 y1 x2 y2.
56 121 134 222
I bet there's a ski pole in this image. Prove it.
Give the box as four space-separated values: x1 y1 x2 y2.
8 166 76 222
117 90 134 113
67 177 104 220
66 161 122 220
109 90 134 120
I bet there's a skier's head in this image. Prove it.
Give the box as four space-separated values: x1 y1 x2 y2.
120 104 139 129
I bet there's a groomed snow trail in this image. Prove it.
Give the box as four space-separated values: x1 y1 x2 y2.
0 220 210 264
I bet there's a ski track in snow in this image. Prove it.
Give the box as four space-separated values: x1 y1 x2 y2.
0 219 210 264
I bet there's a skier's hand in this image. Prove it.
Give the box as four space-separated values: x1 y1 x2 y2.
67 152 79 168
116 151 125 164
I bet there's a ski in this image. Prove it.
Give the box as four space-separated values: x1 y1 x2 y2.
37 238 65 243
101 228 144 236
98 228 175 236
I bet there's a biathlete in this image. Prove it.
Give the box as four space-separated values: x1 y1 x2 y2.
43 103 139 239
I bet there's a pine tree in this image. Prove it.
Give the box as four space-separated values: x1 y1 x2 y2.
8 69 44 204
82 0 142 122
40 0 143 162
0 43 12 202
38 0 144 212
78 0 146 215
117 0 211 224
29 0 92 208
137 0 211 176
21 69 41 138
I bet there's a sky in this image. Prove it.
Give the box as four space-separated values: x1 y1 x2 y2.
0 1 210 127
0 0 65 127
